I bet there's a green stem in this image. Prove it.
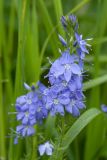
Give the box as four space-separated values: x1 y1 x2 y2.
74 138 80 160
31 135 37 160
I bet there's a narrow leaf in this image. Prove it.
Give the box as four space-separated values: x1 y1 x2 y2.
61 108 101 150
83 75 107 91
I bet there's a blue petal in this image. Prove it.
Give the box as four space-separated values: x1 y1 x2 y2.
69 81 76 91
101 104 107 113
14 137 18 144
56 104 64 116
59 95 70 105
58 34 67 46
22 127 27 137
16 125 24 133
75 32 81 42
72 105 80 117
29 105 36 114
27 127 35 136
69 14 77 23
75 76 82 89
22 117 29 125
71 63 81 75
79 59 84 71
21 104 29 111
77 101 85 109
64 69 72 82
29 118 36 125
80 45 89 54
46 147 53 156
16 96 26 105
17 112 24 120
24 82 31 90
38 144 46 156
50 61 64 79
61 16 67 29
60 50 74 64
77 48 85 59
65 104 72 114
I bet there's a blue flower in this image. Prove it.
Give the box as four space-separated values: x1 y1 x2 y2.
16 92 38 111
16 125 35 137
15 82 50 141
14 137 18 144
46 85 70 116
101 104 107 113
16 92 38 125
35 100 48 123
75 32 91 54
38 141 54 156
59 52 81 82
68 75 82 91
49 74 82 93
49 50 81 82
65 97 85 117
37 81 49 102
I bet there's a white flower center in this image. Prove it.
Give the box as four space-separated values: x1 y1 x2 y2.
27 99 32 104
43 89 48 95
62 81 68 87
25 111 29 117
53 99 59 105
70 99 76 106
64 64 71 70
37 107 41 112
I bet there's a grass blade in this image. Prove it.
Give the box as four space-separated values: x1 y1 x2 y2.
53 0 64 36
37 0 58 57
84 1 107 160
0 0 6 158
8 1 28 160
61 108 101 150
50 108 101 160
83 75 107 91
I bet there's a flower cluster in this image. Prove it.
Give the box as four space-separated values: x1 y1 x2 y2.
14 83 48 143
46 14 91 117
14 14 91 156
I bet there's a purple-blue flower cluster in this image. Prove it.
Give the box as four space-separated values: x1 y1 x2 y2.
14 83 48 143
45 15 91 117
14 14 91 155
46 49 85 117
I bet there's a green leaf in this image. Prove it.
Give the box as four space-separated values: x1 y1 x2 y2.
83 75 107 91
61 108 101 150
84 1 107 159
37 0 58 57
53 0 64 36
0 0 6 158
50 108 101 160
68 0 90 15
8 1 28 160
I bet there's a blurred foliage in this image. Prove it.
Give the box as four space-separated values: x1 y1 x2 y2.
0 0 107 160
